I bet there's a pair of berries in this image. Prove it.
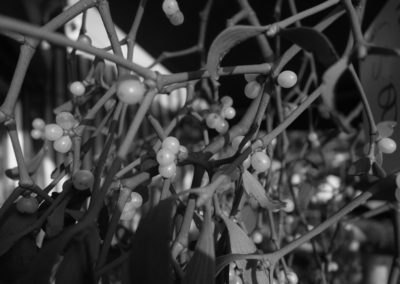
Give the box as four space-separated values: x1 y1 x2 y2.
205 96 236 134
244 70 297 99
121 191 143 220
162 0 184 26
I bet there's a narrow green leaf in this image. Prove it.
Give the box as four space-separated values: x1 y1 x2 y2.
0 204 37 256
46 197 71 238
0 235 37 283
19 225 97 284
183 207 215 284
280 27 338 68
55 239 93 284
320 57 348 110
242 170 284 211
220 215 256 271
239 204 258 233
128 198 177 284
220 215 256 254
206 25 267 81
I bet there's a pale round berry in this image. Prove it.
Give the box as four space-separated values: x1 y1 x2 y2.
221 106 236 120
328 262 339 272
53 135 72 153
277 70 297 88
215 118 229 133
56 112 77 130
283 198 295 213
130 192 143 208
168 10 184 26
77 34 92 45
252 230 263 244
206 113 221 129
244 80 262 99
117 78 146 105
308 131 318 142
286 271 299 284
377 137 397 154
16 197 39 214
232 136 251 152
72 170 94 190
244 73 258 82
104 99 116 111
251 151 271 172
32 118 45 130
162 136 180 154
220 96 233 107
69 81 86 96
162 0 179 16
291 173 302 185
156 148 176 166
44 124 63 141
31 129 43 140
159 163 177 178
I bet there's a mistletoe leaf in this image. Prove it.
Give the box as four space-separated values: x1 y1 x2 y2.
206 25 268 81
220 215 256 255
128 198 177 284
19 225 97 284
280 27 338 68
183 207 215 284
320 57 348 110
220 215 256 270
0 204 37 256
242 170 284 211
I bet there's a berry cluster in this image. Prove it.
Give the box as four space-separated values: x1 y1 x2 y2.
205 96 236 134
157 136 181 178
30 118 46 140
243 70 297 100
121 191 143 221
162 0 184 26
44 111 78 153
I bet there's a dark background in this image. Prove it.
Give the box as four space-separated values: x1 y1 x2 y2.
0 0 388 130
